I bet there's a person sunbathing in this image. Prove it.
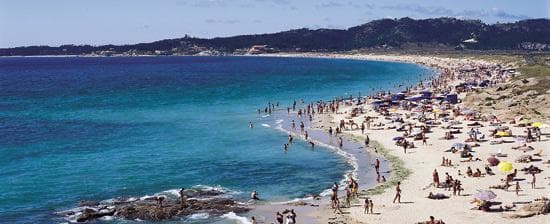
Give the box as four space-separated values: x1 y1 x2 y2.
466 167 473 176
472 169 483 177
427 192 449 200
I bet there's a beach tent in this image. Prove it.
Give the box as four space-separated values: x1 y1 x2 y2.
391 93 406 101
445 94 458 104
420 90 432 99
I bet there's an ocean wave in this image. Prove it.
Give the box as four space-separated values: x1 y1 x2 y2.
261 123 270 127
221 212 252 224
188 212 210 220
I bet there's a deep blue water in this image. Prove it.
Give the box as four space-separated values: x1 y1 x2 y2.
0 56 430 223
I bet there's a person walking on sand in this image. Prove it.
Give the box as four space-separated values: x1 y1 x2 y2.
374 158 380 173
433 169 440 188
290 209 296 224
393 182 401 203
363 197 370 214
361 122 365 134
251 216 257 224
333 198 343 214
276 212 284 224
531 173 536 189
369 199 374 214
515 181 521 196
422 133 427 145
365 135 370 147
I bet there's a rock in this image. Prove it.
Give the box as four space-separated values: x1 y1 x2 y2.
504 198 550 219
78 200 100 207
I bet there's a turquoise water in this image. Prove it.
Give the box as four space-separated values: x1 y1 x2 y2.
0 56 431 223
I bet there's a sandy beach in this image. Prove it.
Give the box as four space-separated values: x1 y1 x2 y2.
251 53 549 224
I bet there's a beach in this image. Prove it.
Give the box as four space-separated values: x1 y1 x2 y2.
250 53 549 224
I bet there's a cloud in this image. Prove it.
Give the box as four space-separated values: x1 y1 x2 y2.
254 0 291 5
191 0 227 8
204 19 240 24
316 1 345 8
381 4 530 21
316 1 376 9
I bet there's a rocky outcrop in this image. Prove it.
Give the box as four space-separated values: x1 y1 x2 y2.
57 188 250 222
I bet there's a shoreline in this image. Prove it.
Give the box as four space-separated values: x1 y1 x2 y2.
251 52 548 224
244 53 437 223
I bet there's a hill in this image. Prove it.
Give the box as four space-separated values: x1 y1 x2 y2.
1 17 549 56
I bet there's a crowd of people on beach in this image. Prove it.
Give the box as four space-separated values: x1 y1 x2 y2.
245 55 548 223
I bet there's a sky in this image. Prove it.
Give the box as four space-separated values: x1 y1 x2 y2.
1 0 549 48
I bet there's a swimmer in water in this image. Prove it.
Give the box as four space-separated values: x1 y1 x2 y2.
248 121 253 128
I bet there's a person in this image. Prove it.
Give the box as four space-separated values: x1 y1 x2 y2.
156 196 164 208
456 180 462 196
288 135 293 144
361 122 365 134
251 190 259 200
365 135 370 146
290 209 296 224
393 182 401 203
381 176 386 182
328 127 333 136
309 141 315 149
248 121 253 128
364 197 370 214
179 188 186 209
531 173 536 189
427 216 436 224
333 198 343 214
304 131 308 140
374 158 380 173
515 181 521 196
345 188 352 207
433 169 440 188
422 133 427 145
251 216 257 224
369 199 374 214
276 212 284 224
283 143 288 152
444 173 451 191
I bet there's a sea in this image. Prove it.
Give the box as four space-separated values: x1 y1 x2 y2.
0 56 432 223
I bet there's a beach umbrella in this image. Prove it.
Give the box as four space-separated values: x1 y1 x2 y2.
392 136 404 141
495 131 510 137
452 142 465 149
487 157 500 166
474 190 497 201
531 122 542 128
497 161 513 173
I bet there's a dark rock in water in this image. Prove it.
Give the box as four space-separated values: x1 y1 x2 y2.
59 188 250 222
78 200 100 207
